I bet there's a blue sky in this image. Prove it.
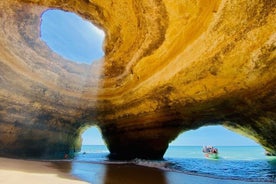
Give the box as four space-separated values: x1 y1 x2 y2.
169 125 258 146
81 126 258 146
41 9 105 63
41 10 259 147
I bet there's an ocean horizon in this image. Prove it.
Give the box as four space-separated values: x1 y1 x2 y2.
69 145 276 183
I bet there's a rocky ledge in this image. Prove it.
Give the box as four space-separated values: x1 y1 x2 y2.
0 0 275 159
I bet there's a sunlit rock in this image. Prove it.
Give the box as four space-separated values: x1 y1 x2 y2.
0 0 275 159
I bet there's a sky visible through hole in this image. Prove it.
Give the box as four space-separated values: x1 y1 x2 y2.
41 9 105 63
41 10 259 147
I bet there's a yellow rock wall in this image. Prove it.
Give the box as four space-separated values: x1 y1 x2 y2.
0 0 275 158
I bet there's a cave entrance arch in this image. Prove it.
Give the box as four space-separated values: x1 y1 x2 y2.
163 126 274 181
77 126 109 160
164 125 264 159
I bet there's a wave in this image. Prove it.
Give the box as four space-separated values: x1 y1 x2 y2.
131 158 173 171
80 150 109 154
74 158 173 169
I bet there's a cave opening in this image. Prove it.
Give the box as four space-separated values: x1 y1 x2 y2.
76 126 109 161
162 125 275 181
40 9 105 64
164 125 265 159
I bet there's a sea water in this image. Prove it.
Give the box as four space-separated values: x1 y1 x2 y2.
164 146 276 182
72 145 276 183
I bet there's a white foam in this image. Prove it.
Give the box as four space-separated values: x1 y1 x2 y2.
131 158 172 171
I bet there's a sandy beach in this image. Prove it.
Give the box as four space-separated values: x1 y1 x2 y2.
0 157 88 184
0 157 275 184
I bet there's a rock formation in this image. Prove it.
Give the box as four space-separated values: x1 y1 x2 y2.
0 0 275 159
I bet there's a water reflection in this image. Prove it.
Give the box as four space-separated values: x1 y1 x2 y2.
70 161 167 184
71 161 106 184
103 164 168 184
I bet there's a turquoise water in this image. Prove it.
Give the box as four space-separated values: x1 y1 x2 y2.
73 145 276 182
164 146 276 182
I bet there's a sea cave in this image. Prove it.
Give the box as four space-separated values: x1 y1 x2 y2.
0 0 275 159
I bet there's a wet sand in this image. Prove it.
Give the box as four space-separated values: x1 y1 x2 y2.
0 157 274 184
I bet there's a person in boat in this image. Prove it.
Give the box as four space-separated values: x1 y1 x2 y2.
202 146 211 153
202 146 218 154
211 147 218 154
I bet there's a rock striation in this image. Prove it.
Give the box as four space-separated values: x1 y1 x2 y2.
0 0 275 159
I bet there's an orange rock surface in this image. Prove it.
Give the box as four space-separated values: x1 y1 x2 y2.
0 0 275 158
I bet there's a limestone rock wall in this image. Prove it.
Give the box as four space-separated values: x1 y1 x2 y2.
0 0 275 158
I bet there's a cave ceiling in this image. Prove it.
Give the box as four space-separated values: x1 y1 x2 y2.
0 0 275 158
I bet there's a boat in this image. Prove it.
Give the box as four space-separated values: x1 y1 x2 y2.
202 146 219 159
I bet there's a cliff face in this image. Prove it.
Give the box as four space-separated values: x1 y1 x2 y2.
0 0 275 159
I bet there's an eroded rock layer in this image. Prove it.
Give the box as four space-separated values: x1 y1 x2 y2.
0 0 275 159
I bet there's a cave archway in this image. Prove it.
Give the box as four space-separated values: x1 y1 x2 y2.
164 125 263 159
162 125 274 181
75 126 109 161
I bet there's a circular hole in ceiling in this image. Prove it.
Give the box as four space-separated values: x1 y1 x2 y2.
40 9 105 64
